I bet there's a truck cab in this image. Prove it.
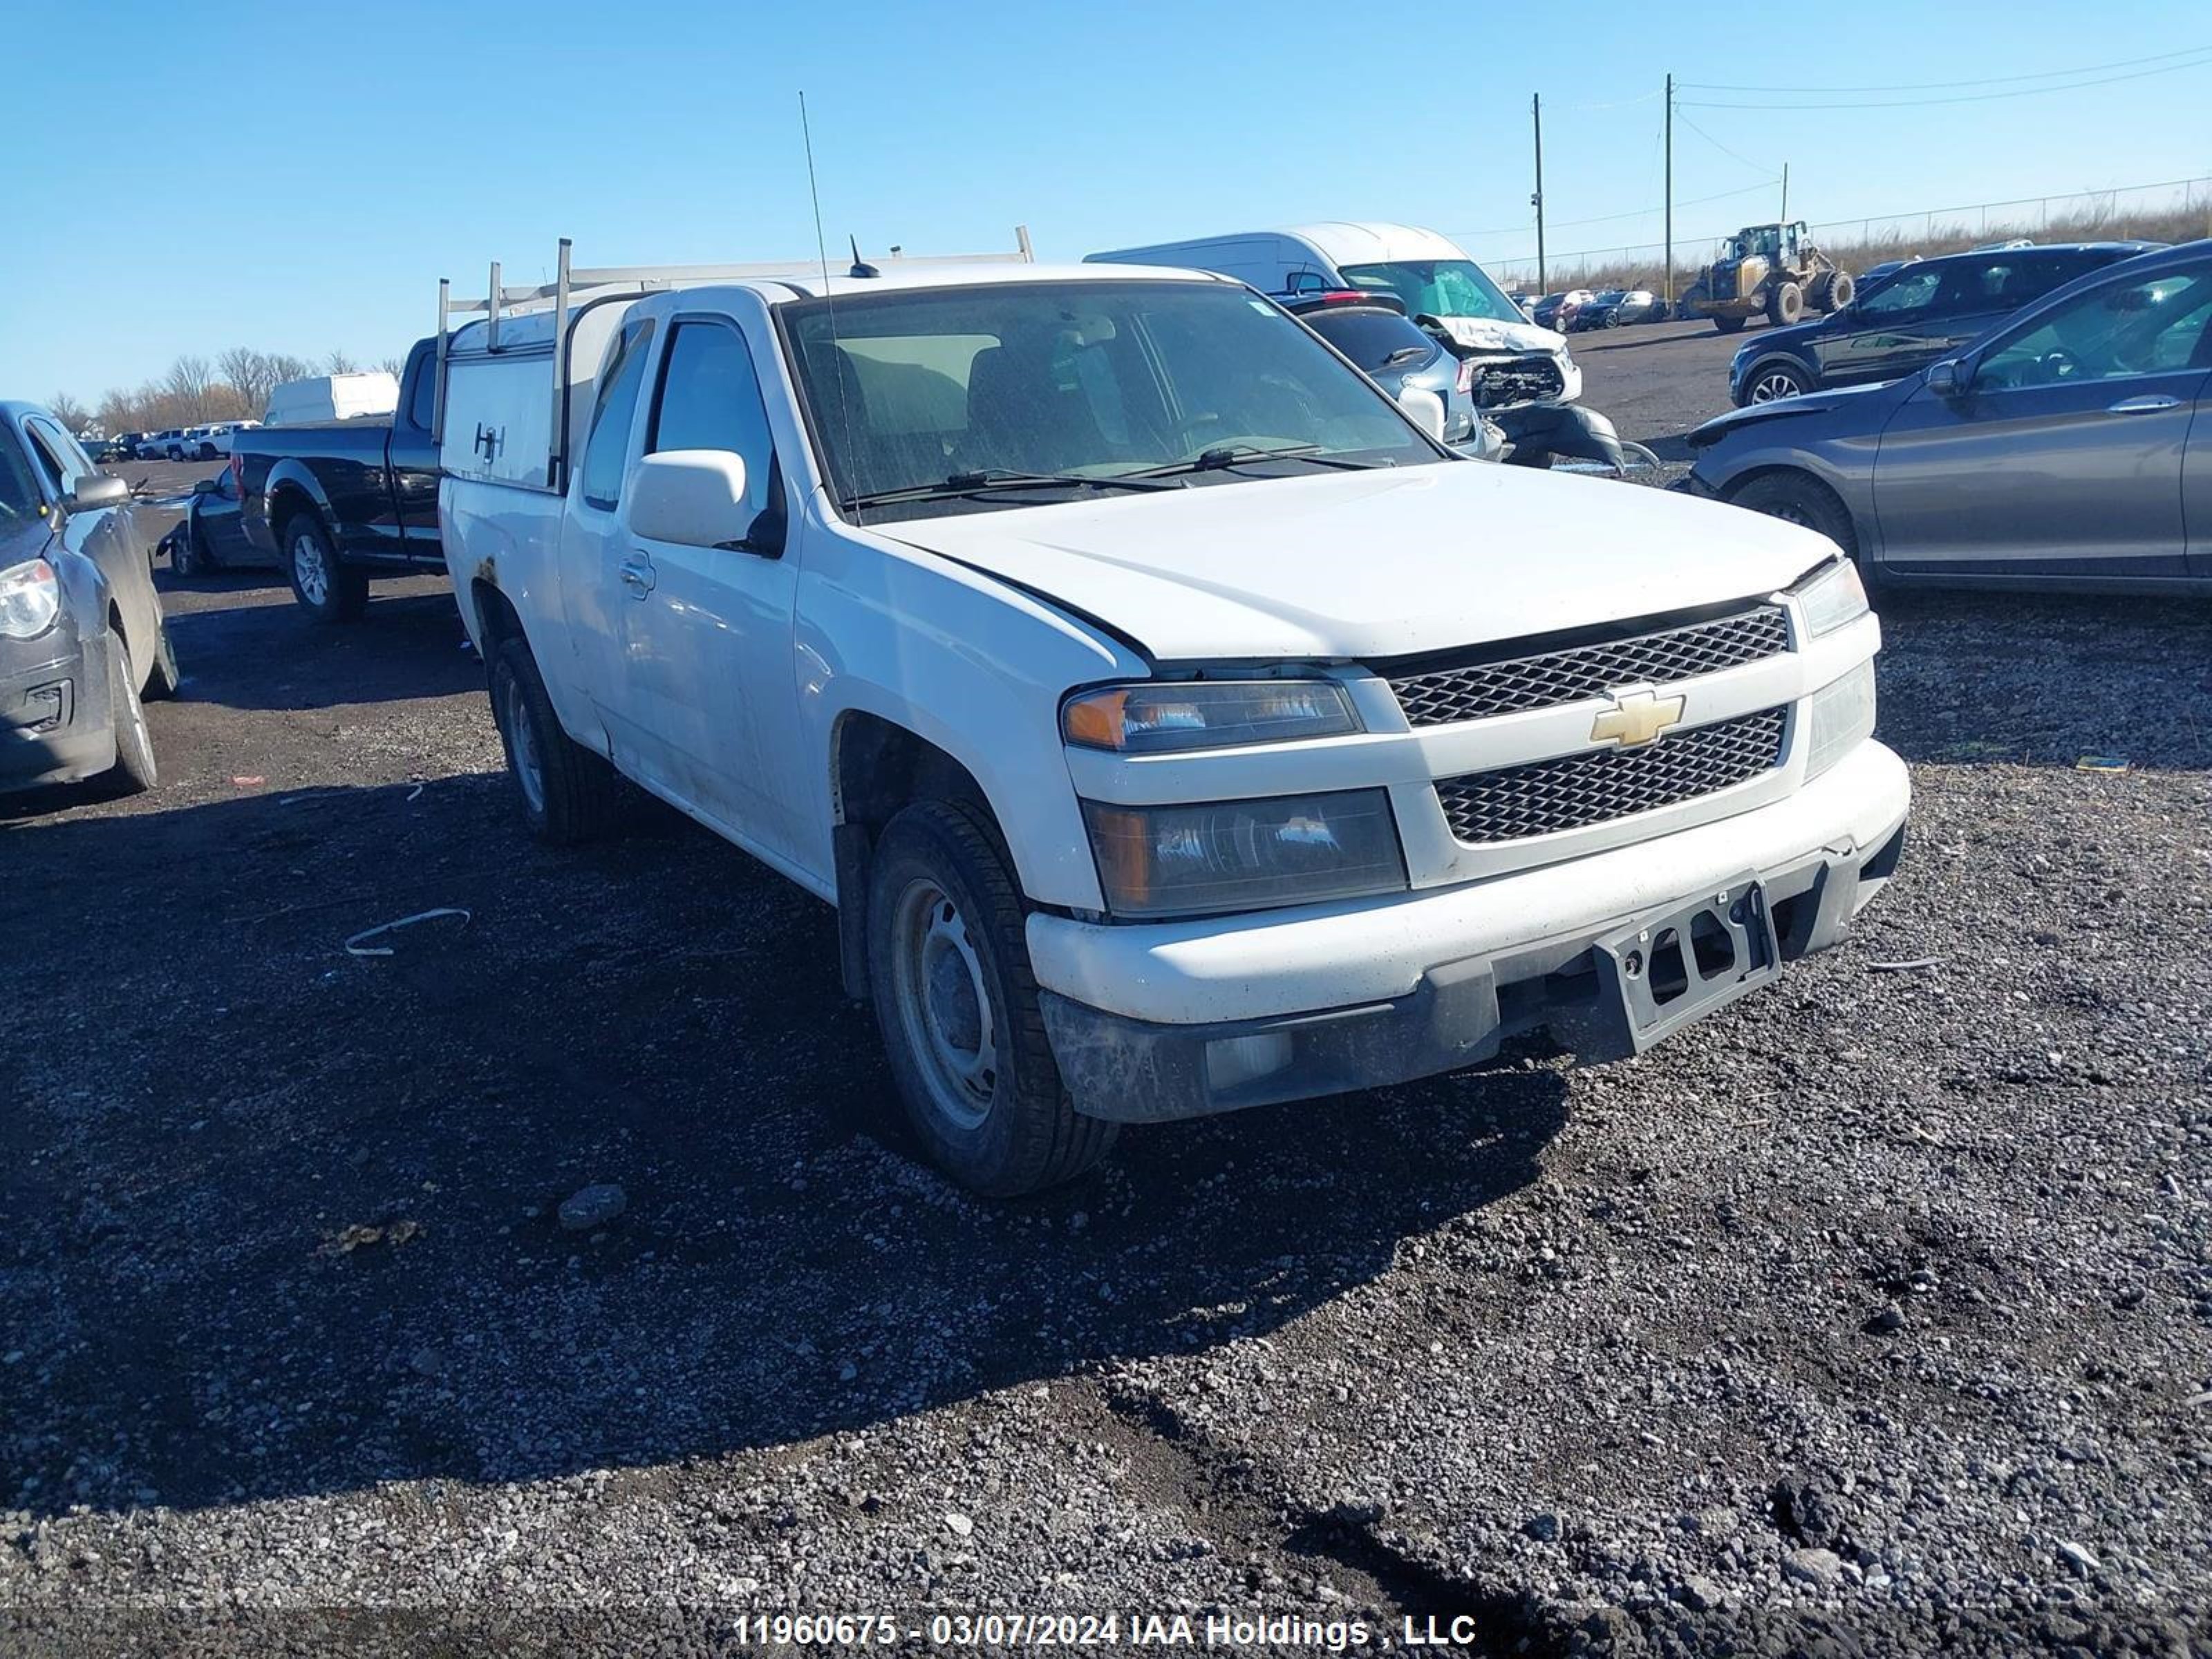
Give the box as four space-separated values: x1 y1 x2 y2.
436 243 1907 1197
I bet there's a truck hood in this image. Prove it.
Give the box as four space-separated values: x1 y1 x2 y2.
1689 377 1905 446
1435 315 1568 357
885 462 1832 662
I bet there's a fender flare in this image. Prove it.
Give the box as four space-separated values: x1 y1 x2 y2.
261 459 341 554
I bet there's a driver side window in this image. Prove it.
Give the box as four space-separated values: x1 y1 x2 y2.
1859 268 1940 319
1980 268 2212 386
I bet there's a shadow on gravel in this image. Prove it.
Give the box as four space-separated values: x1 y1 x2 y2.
160 581 478 713
1 781 1568 1520
1868 588 2212 771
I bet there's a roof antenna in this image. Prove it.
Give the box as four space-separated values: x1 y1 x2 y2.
848 236 879 280
800 91 865 521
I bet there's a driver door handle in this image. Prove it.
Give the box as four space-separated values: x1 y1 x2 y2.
2107 395 2182 414
619 554 655 596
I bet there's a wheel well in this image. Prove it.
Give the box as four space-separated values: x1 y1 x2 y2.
471 579 523 656
1720 465 1861 558
833 712 986 834
268 484 319 544
830 713 997 1004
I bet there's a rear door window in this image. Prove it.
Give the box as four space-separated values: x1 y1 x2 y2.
579 318 657 512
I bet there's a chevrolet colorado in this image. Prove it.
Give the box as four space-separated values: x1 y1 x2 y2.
436 245 1908 1195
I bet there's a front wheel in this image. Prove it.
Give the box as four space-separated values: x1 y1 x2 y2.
1742 362 1814 404
867 800 1117 1197
1727 472 1859 561
143 622 181 701
1713 313 1747 335
101 630 157 796
285 515 368 623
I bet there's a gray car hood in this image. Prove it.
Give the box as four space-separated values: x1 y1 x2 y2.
1690 377 1904 445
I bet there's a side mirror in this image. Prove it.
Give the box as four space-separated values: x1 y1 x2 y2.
628 449 760 551
191 478 219 496
1397 386 1447 440
1925 359 1969 398
64 475 129 513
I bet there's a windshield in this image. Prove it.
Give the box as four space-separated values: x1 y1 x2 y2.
1335 259 1521 323
782 279 1441 520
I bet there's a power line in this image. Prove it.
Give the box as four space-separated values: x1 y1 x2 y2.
1674 112 1772 176
1445 178 1775 243
1679 44 2212 94
1680 50 2212 110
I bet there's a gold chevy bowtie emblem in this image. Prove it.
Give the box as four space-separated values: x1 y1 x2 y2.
1590 688 1686 747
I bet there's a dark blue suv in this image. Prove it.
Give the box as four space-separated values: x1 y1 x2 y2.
1728 242 2162 405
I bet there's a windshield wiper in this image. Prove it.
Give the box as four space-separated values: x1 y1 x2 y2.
1121 444 1385 479
841 468 1181 510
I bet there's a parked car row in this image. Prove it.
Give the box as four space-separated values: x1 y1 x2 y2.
91 422 262 462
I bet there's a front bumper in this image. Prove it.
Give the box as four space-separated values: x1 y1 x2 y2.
1 626 115 792
1033 739 1909 1123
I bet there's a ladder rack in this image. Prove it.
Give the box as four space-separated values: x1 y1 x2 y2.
432 228 1034 458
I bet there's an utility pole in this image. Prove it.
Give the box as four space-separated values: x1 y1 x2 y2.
1663 73 1674 308
1781 162 1790 225
1531 93 1546 294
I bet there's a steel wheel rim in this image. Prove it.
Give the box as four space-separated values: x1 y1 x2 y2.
890 877 997 1131
291 529 328 605
1750 371 1803 403
501 674 545 815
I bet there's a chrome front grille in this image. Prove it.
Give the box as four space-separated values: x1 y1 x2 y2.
1435 707 1788 843
1386 604 1789 729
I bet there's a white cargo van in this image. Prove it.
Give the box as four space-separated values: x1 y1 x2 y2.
1087 223 1581 431
263 372 400 428
433 238 1906 1197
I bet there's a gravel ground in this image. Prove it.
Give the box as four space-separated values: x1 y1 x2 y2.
3 386 2209 1658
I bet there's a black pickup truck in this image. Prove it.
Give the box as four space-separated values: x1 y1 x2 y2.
232 337 442 621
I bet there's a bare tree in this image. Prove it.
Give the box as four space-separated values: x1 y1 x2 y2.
163 355 217 422
218 346 279 418
48 392 92 434
375 355 405 379
324 349 359 375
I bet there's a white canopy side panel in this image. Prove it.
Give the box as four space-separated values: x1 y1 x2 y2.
440 350 557 488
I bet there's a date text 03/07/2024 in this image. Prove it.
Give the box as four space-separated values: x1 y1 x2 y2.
727 1611 1497 1649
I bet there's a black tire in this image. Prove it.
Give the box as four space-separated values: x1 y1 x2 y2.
488 632 626 845
1766 281 1805 326
866 799 1117 1197
143 621 181 702
1738 359 1815 405
283 514 368 623
1713 313 1747 335
100 630 157 796
1811 270 1855 312
1727 471 1859 561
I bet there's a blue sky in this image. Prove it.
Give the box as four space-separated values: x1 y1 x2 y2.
8 0 2206 405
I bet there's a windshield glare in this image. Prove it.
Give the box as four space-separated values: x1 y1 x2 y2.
782 280 1440 518
1335 259 1520 323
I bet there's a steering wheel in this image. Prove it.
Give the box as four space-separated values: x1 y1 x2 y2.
2038 349 2077 384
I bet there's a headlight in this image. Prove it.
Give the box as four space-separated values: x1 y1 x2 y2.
0 559 60 640
1081 789 1406 917
1806 659 1877 778
1790 557 1869 638
1062 679 1360 753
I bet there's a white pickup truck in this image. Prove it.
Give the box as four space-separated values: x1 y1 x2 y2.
435 240 1908 1196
